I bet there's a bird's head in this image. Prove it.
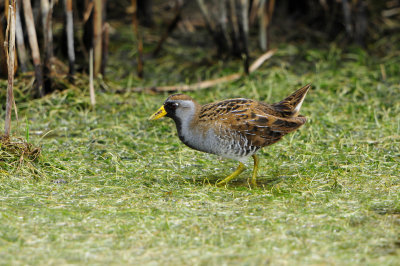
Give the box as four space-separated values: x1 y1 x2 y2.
149 94 197 122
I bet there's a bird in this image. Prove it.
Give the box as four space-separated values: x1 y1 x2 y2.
149 84 310 186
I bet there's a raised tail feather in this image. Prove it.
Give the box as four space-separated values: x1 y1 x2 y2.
272 84 311 117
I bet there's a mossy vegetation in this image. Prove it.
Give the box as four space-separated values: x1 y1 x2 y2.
0 22 399 264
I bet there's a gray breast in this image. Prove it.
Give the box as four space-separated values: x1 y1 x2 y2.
211 128 260 161
174 113 260 162
179 125 259 162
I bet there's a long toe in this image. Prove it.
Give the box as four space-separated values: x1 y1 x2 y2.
217 162 245 186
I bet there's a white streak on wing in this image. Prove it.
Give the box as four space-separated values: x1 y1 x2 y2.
234 113 249 116
294 99 303 113
231 109 248 113
293 92 308 114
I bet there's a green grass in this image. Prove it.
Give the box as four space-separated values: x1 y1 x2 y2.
0 29 400 264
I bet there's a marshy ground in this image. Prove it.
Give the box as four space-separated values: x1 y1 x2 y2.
0 22 399 264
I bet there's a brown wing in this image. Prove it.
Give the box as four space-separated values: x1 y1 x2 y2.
198 99 307 148
271 84 311 117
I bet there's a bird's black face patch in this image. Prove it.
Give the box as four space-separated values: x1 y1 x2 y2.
164 101 179 118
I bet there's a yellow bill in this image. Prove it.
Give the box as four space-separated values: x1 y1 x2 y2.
149 105 167 120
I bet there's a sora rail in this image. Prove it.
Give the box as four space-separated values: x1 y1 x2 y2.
149 84 310 186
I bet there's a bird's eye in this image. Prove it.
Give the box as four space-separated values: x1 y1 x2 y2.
165 102 179 110
170 102 179 109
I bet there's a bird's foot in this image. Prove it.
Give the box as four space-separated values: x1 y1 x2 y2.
216 162 245 186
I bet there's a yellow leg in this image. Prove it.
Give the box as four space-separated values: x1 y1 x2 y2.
251 155 259 186
217 162 245 186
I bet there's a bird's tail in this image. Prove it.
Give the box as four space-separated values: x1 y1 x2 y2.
272 84 311 117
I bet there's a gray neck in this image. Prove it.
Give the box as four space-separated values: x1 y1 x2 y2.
172 101 198 149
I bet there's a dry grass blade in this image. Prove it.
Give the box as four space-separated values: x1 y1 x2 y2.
249 48 276 72
133 49 276 93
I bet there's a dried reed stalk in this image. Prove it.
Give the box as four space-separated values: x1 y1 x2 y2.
228 0 240 54
238 0 249 73
5 1 16 137
15 0 28 72
0 13 8 76
342 0 353 35
93 0 103 75
260 0 275 51
89 48 96 105
41 0 54 91
101 22 109 76
64 0 75 76
23 0 44 96
41 0 54 59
